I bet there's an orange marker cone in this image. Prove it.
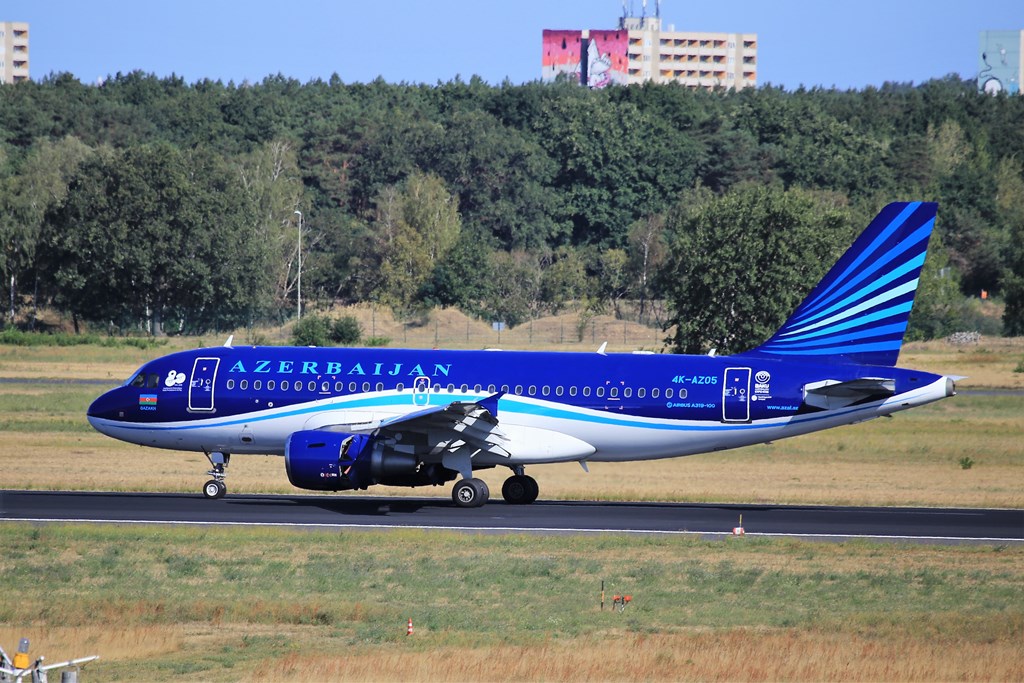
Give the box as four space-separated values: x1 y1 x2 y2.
406 618 413 636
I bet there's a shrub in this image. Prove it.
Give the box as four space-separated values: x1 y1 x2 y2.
291 314 363 347
291 315 332 346
331 316 362 345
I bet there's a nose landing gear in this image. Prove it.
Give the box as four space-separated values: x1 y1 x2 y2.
202 451 230 499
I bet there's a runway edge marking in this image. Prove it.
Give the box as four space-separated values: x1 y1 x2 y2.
1 517 1020 543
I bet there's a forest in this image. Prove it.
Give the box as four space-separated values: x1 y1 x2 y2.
1 71 1022 353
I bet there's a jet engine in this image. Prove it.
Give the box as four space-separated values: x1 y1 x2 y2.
284 430 455 491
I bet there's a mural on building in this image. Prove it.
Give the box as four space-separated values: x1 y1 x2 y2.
542 29 627 88
585 30 628 88
978 30 1021 95
542 30 583 83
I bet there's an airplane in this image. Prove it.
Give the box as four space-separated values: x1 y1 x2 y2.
87 201 955 508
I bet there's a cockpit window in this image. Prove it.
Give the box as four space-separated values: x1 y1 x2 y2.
129 373 146 388
146 374 160 389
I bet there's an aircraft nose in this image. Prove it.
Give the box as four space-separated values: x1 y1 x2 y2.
87 388 125 421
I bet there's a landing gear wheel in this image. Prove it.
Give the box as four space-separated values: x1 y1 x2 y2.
452 478 490 508
203 479 226 499
502 474 539 504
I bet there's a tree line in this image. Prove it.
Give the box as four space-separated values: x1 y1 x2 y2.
1 71 1022 351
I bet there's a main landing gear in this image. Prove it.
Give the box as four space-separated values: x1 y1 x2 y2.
501 473 539 505
202 451 230 499
450 468 540 508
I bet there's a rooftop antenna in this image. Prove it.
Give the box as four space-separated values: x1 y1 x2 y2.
642 0 647 19
656 0 661 18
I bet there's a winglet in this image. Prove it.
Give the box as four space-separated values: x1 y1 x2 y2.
477 391 505 418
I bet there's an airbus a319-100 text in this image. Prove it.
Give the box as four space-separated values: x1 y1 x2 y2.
88 202 956 507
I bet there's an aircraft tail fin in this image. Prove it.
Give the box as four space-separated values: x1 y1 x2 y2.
744 201 937 366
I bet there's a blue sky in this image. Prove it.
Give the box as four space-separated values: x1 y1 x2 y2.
16 1 1023 90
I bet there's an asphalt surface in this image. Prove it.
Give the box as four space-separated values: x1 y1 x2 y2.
1 490 1020 543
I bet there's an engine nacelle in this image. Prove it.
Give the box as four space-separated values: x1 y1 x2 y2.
284 430 374 491
284 430 453 491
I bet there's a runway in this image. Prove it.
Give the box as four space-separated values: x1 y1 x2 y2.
1 490 1021 543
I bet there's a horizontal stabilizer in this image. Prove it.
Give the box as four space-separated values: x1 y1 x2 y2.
803 377 895 410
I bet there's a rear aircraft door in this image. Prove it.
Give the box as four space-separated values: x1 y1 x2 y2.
188 357 220 412
722 367 751 422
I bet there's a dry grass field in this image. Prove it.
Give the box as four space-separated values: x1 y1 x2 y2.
0 525 1021 682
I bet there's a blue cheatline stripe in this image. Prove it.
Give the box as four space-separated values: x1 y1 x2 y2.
792 224 932 322
782 253 925 333
769 304 913 344
759 322 907 351
94 382 943 442
804 202 921 308
779 281 918 339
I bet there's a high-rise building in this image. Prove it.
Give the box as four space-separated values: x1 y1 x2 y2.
542 9 756 90
0 21 29 84
979 30 1022 95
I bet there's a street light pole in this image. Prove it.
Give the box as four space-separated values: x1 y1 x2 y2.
294 210 302 320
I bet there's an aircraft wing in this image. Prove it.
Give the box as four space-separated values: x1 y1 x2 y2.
375 392 511 459
803 378 895 410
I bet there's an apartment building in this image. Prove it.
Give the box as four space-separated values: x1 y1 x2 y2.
0 21 29 84
543 13 756 90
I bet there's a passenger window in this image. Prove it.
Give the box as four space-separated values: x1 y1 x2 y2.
240 380 248 390
609 387 618 398
487 384 496 393
130 374 146 388
652 388 659 398
637 388 645 398
362 382 370 392
321 382 329 392
308 381 316 392
461 384 469 393
569 386 577 397
146 374 159 389
678 388 687 399
666 388 674 398
582 387 591 397
349 382 357 392
542 386 550 396
335 381 343 392
253 380 262 391
596 387 605 397
555 386 563 397
528 386 536 396
474 384 481 392
514 385 523 395
447 384 455 393
268 380 276 391
623 387 632 398
226 379 235 390
397 383 405 392
376 382 384 391
501 385 510 393
280 380 289 391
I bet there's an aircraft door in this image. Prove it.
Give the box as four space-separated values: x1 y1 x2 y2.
412 376 430 406
722 367 751 422
189 357 220 412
